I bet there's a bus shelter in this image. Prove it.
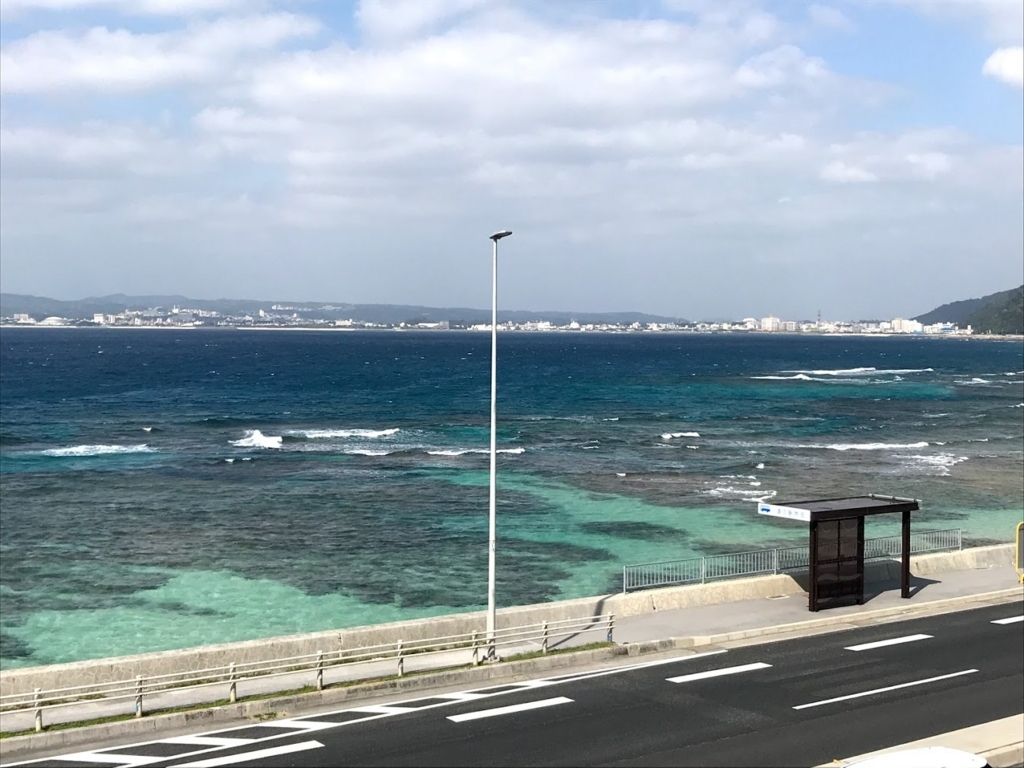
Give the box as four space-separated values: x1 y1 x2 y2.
758 494 920 612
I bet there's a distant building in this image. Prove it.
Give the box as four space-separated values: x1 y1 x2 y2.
760 316 780 332
892 318 923 334
783 320 798 332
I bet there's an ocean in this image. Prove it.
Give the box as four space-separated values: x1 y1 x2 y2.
1 328 1022 669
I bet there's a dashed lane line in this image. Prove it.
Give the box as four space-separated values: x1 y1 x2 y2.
844 634 933 652
446 697 574 723
667 662 772 684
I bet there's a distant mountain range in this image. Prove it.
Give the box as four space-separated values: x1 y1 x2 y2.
0 293 684 326
915 285 1023 335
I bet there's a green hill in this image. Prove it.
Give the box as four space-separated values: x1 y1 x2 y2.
915 285 1023 335
962 285 1023 335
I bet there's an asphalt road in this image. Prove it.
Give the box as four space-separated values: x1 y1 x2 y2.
11 602 1024 768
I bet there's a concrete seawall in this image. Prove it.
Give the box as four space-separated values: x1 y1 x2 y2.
1 544 1013 697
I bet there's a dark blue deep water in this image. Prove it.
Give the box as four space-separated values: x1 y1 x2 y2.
1 329 1022 667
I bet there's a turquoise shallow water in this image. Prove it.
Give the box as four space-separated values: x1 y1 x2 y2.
1 329 1022 668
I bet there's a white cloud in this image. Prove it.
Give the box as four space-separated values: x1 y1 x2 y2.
356 0 491 42
820 161 877 183
983 46 1024 87
906 152 952 179
0 0 254 16
0 1 1021 318
0 13 319 93
807 4 854 31
876 0 1023 44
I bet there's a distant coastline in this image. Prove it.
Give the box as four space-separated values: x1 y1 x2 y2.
2 322 1019 340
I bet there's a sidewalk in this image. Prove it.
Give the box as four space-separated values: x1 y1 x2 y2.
599 563 1022 649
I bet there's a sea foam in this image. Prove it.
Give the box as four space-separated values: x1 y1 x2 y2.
427 447 525 456
230 430 283 449
800 441 930 451
39 444 155 457
780 367 933 376
661 431 700 439
287 428 399 439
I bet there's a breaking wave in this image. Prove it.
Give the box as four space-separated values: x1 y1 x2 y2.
38 444 155 457
426 447 526 456
230 430 283 449
661 431 700 439
799 441 930 451
286 428 399 439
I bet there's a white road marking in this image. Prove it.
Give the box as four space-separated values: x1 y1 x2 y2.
667 662 772 684
259 718 338 731
162 737 256 747
845 634 932 651
347 704 416 714
447 696 573 723
793 669 979 710
434 693 489 702
991 615 1023 625
35 754 158 767
538 649 730 686
170 740 323 768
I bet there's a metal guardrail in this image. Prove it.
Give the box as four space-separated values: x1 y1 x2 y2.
622 528 962 593
0 615 614 733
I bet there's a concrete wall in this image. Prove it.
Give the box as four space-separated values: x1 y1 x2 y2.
1 544 1013 697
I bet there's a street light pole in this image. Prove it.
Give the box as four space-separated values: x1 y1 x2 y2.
487 229 512 660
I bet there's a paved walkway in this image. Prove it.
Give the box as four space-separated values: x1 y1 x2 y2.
603 563 1022 647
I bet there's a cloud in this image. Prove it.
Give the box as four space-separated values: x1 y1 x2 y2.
356 0 491 43
0 1 1021 319
906 152 952 179
820 161 877 183
807 4 854 31
983 46 1024 87
877 0 1023 44
0 13 319 93
0 0 254 16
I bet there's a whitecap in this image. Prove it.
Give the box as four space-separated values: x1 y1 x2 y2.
602 417 620 422
755 462 765 469
896 453 968 476
662 431 700 439
703 486 777 501
142 427 154 432
751 374 814 381
39 444 155 457
922 413 949 418
780 367 932 376
799 441 930 451
230 430 282 449
288 428 399 439
616 472 627 477
224 458 235 463
346 449 391 456
427 447 525 456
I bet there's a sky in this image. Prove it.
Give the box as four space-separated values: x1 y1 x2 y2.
0 0 1022 320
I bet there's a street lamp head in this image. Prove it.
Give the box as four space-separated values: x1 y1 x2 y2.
490 230 513 242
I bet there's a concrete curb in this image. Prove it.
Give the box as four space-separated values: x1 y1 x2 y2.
4 588 1020 761
674 587 1024 650
818 714 1024 768
982 742 1024 768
